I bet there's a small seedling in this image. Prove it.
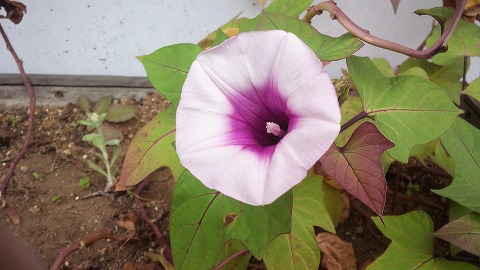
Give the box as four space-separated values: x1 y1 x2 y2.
32 172 42 180
77 95 136 128
77 95 136 193
51 195 61 202
8 115 19 126
77 177 91 189
79 112 120 192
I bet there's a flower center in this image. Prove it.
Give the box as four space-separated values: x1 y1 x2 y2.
266 122 286 139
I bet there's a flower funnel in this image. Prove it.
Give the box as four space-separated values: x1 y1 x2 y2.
176 30 341 205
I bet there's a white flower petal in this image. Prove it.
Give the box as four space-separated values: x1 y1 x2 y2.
176 61 233 154
272 33 341 124
262 119 340 204
196 30 289 95
176 30 341 206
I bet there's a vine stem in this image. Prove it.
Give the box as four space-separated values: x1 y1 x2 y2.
0 22 36 195
133 178 174 266
50 231 133 270
213 249 250 270
390 162 401 215
303 0 467 59
349 198 390 247
340 111 367 133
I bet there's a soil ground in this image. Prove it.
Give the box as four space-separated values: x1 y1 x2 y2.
0 92 456 269
0 93 175 269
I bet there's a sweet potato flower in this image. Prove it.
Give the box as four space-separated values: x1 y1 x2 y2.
176 30 340 205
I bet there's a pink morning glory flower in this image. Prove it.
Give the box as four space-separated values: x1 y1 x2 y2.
176 30 341 205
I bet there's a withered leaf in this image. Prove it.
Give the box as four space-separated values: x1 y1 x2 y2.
0 0 26 24
316 232 356 270
434 213 480 256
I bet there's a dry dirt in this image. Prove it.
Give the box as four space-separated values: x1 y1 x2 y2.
0 93 175 269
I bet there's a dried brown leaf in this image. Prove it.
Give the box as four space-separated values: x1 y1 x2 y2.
6 206 20 225
0 0 26 24
316 232 356 270
444 0 480 21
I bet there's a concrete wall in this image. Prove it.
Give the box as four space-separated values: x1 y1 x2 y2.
0 0 478 80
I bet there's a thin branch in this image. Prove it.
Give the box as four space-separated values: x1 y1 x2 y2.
0 22 36 195
462 55 468 91
365 220 390 247
349 198 390 247
390 162 401 214
340 111 367 133
303 0 467 59
213 249 250 270
421 165 451 179
50 231 132 270
133 178 174 266
386 189 445 211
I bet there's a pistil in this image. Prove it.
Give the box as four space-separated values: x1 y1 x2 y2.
266 122 286 139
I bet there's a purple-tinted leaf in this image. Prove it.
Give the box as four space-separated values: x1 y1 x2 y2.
319 122 394 217
434 213 480 256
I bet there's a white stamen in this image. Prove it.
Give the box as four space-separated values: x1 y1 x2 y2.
266 122 285 138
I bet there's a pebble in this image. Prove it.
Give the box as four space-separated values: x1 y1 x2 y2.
29 206 40 214
20 165 29 173
355 226 364 234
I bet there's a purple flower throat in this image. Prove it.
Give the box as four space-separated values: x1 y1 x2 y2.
228 84 292 148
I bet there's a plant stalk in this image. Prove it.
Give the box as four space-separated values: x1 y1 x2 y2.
0 22 36 195
303 0 467 59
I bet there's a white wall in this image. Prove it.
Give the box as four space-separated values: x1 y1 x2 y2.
0 0 478 80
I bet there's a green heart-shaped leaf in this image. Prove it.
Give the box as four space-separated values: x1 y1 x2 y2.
265 0 312 17
138 43 203 107
170 171 292 270
368 211 478 270
347 56 461 162
433 117 480 212
427 20 480 65
264 175 335 270
238 12 363 61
